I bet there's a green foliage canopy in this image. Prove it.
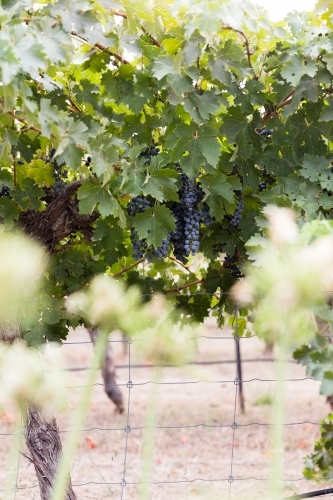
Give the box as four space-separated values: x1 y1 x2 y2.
1 0 333 343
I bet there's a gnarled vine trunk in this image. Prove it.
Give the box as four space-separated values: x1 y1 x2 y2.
0 322 77 500
1 181 100 499
25 407 77 500
88 327 124 413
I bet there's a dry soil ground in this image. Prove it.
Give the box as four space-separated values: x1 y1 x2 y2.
1 322 332 500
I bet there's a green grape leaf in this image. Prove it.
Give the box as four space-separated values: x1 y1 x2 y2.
281 54 317 86
142 165 179 202
183 90 221 123
200 172 235 202
176 294 211 323
77 178 119 218
133 205 175 247
220 107 261 159
90 135 120 182
166 123 220 177
152 55 178 80
323 53 333 75
14 178 44 211
204 195 227 222
319 96 333 122
290 108 328 159
300 154 331 182
27 159 54 186
0 197 19 229
220 107 248 142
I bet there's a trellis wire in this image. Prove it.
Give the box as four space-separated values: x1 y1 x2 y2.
1 294 332 499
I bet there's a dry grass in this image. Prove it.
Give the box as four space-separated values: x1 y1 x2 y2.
0 322 332 499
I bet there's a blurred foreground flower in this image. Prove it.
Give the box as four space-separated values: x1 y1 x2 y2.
0 232 46 329
67 275 196 365
0 342 69 414
233 207 333 346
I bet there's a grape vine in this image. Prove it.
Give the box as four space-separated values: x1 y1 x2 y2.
229 191 244 227
127 172 215 263
45 148 68 196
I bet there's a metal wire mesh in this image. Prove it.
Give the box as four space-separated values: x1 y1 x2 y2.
1 295 332 499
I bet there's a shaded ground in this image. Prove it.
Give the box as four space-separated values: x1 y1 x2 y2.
0 322 332 499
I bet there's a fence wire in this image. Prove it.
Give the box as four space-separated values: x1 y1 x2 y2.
1 298 332 500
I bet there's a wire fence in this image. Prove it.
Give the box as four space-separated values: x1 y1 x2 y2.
1 307 333 499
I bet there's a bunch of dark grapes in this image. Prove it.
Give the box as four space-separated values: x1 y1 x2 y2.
259 170 276 192
126 165 214 263
170 174 202 262
169 173 215 263
44 148 68 196
147 233 171 262
130 229 148 260
138 143 160 165
229 192 244 227
265 172 276 185
196 183 213 227
230 164 239 175
180 174 201 256
201 203 213 227
127 196 171 261
52 161 67 196
127 196 150 216
212 242 225 254
228 163 244 187
0 185 11 198
85 156 92 167
258 128 274 138
127 197 150 259
224 254 244 279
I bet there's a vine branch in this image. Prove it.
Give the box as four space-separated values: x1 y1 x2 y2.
70 31 129 64
276 89 295 110
112 258 145 278
221 24 258 79
108 8 161 47
164 279 205 293
168 256 191 273
5 109 43 135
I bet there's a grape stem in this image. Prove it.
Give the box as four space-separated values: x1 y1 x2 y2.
276 89 295 109
164 278 205 293
168 256 191 273
262 89 295 125
3 107 53 136
67 95 84 115
257 51 268 80
112 258 145 278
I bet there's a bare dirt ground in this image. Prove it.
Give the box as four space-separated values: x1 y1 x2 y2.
1 321 332 500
